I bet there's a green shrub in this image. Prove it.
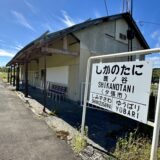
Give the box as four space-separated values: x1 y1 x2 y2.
113 132 160 160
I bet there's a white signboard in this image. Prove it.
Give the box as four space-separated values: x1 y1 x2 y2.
89 61 152 124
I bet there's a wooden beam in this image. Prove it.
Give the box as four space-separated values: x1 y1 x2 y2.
41 47 79 56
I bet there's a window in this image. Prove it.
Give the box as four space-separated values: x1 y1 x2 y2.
119 33 127 40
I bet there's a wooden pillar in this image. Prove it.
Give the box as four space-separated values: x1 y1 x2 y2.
7 67 10 83
16 64 20 91
43 55 47 112
10 65 12 85
13 65 16 86
25 60 28 97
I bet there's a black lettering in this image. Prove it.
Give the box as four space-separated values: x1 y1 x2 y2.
132 111 135 118
119 107 122 113
132 86 135 93
137 113 139 119
123 108 126 114
123 85 127 92
127 110 131 116
116 106 119 111
127 85 131 93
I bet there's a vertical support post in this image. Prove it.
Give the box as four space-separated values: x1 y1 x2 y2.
25 59 28 97
16 64 20 91
150 78 160 160
43 55 47 112
7 67 10 83
13 64 16 86
10 65 12 85
81 59 91 135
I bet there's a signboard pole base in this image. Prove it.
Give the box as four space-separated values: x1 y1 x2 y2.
150 78 160 160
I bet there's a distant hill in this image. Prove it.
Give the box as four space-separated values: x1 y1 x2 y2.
0 67 7 72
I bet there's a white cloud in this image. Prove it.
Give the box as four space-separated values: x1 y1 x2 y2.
0 39 5 43
155 41 160 48
41 17 54 31
11 10 35 31
0 49 15 57
24 0 37 14
60 10 75 27
154 37 160 48
14 44 23 51
94 10 101 18
146 54 160 68
150 30 160 48
0 61 8 67
0 41 23 52
42 23 53 32
151 30 159 39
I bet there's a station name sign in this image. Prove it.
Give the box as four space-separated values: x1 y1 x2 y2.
89 61 152 124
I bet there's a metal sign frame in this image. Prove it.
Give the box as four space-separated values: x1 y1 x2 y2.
81 48 160 160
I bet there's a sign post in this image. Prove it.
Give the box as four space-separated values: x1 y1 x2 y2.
150 78 160 160
81 48 160 160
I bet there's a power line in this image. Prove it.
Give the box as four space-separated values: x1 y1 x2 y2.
104 0 109 16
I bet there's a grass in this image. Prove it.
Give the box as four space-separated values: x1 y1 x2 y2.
0 72 7 82
72 133 87 153
113 131 160 160
48 109 58 116
71 126 88 153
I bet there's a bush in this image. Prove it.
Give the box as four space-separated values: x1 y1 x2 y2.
113 132 160 160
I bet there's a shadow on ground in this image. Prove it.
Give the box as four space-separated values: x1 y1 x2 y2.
21 86 154 151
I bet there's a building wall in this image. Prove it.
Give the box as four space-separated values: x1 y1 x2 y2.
22 18 146 102
27 53 80 101
74 18 145 101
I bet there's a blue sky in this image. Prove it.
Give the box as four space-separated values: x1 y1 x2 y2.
0 0 160 67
